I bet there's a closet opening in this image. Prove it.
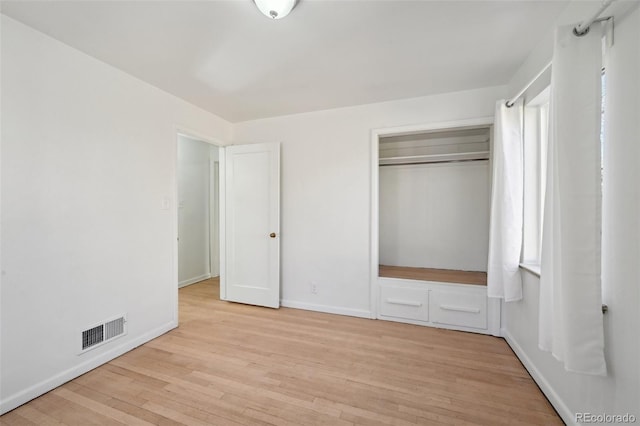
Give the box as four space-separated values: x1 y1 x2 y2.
379 125 491 284
371 118 501 335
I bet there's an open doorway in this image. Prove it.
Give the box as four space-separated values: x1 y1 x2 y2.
173 136 281 320
177 134 221 292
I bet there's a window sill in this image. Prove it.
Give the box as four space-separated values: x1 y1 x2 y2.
519 263 541 277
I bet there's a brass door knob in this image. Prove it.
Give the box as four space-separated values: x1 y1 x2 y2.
270 232 277 238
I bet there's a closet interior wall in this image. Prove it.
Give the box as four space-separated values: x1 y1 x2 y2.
378 126 491 277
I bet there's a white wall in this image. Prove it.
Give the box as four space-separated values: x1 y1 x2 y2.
178 136 212 286
502 4 640 424
379 161 490 271
0 16 231 414
233 85 505 316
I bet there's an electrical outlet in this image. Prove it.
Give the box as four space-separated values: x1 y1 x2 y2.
310 282 318 295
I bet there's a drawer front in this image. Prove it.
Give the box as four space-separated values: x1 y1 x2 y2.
429 289 487 329
379 285 429 322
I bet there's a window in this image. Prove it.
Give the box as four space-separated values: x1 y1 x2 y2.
521 72 605 269
522 87 550 266
600 68 606 185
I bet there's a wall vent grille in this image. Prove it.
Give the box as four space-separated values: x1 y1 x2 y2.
80 314 127 353
82 325 104 350
105 317 125 340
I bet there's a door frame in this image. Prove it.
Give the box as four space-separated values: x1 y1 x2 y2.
172 126 226 326
370 117 500 334
209 160 221 278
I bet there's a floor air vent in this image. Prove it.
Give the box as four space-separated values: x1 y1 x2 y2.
80 314 127 353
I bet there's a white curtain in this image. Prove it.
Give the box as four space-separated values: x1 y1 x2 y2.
487 98 524 302
539 23 606 375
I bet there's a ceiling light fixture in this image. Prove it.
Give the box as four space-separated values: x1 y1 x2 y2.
254 0 297 20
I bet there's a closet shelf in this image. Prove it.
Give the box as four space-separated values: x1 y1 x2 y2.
379 151 490 166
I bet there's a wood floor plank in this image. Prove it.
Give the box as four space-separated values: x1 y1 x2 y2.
0 405 62 426
50 387 153 426
0 278 561 425
0 411 39 426
61 382 175 426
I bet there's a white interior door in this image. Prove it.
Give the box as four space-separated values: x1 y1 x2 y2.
223 143 280 308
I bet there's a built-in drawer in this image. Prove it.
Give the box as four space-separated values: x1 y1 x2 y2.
429 288 487 329
379 284 429 322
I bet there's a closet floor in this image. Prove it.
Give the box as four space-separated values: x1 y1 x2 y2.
379 265 487 286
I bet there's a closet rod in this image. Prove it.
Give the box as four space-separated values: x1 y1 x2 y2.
380 151 489 165
379 158 489 167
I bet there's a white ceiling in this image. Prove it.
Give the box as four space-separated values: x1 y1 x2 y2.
1 0 571 122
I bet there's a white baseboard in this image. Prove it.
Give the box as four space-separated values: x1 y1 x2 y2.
280 299 373 319
0 320 177 415
178 273 211 288
502 328 576 426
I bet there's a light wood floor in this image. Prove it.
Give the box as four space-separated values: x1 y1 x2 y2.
0 278 560 425
379 265 488 286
